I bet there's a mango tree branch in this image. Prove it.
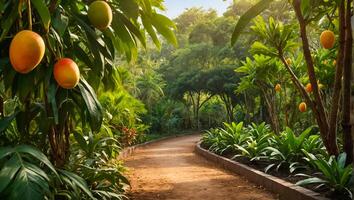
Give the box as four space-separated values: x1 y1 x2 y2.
327 1 345 157
279 55 313 110
27 0 32 30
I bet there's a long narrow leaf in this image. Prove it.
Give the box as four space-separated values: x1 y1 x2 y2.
231 0 274 45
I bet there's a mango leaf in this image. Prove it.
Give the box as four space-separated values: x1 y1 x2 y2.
116 12 146 48
78 79 103 132
31 0 51 31
231 0 274 45
141 12 161 49
12 72 35 102
52 12 69 37
153 13 176 29
116 0 139 20
111 14 138 61
73 43 93 68
0 1 18 42
151 13 177 47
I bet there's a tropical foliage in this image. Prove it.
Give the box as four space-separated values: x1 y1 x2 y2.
0 0 175 199
201 122 351 198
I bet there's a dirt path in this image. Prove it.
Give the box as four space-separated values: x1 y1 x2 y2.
124 134 278 200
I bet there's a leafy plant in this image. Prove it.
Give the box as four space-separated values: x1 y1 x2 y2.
0 145 58 199
55 169 95 200
297 152 352 199
78 164 129 200
231 123 272 161
233 134 271 161
265 127 312 173
0 145 96 200
71 129 129 200
72 130 120 165
213 122 248 154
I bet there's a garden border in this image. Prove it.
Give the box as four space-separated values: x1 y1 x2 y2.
118 132 197 159
195 141 329 200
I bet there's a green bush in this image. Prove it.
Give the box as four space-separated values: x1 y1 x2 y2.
0 145 96 199
297 152 352 199
202 122 352 198
265 127 313 173
70 129 129 200
233 123 273 161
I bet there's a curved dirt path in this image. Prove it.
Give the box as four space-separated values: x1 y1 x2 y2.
124 134 278 200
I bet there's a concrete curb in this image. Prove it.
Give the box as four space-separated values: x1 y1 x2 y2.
118 132 198 159
195 141 329 200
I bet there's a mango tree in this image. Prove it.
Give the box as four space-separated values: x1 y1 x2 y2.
232 0 353 161
0 0 176 167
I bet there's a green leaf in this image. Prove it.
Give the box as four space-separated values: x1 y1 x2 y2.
31 0 51 31
111 14 138 61
141 13 161 49
0 110 19 133
337 153 347 169
73 131 88 152
151 13 178 47
340 167 352 185
301 0 310 19
15 145 58 177
78 79 103 132
0 146 56 200
0 155 21 193
0 1 18 42
116 0 139 20
296 177 327 186
116 12 146 48
8 162 49 200
264 163 276 173
58 169 95 200
153 13 176 29
52 12 69 37
231 0 274 45
0 147 13 160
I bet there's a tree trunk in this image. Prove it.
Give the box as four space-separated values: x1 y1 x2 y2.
259 85 280 134
328 0 346 157
343 0 353 164
292 0 339 156
220 94 234 122
283 83 289 126
49 126 70 168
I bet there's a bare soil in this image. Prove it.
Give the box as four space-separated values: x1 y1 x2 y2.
124 134 278 200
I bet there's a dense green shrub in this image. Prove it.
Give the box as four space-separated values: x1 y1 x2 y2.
233 123 273 161
202 122 352 197
297 152 352 199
